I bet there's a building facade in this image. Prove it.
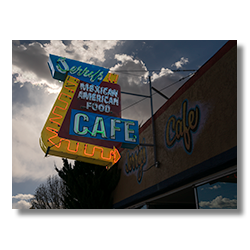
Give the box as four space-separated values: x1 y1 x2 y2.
112 40 237 209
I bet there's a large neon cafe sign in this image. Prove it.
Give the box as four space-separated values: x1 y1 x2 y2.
40 54 139 169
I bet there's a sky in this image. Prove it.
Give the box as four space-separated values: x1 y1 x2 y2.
11 40 230 209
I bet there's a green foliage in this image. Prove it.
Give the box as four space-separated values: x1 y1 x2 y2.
55 159 121 209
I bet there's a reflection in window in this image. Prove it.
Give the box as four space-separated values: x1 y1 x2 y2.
197 173 237 209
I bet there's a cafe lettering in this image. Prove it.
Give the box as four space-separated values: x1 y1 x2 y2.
70 110 139 148
165 100 200 154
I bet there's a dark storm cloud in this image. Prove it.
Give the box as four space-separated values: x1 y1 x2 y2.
12 41 52 82
120 71 188 124
12 75 57 107
12 74 29 105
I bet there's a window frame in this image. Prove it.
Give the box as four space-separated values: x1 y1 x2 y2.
193 166 237 209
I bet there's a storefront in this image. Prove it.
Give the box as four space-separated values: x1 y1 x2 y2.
112 40 237 209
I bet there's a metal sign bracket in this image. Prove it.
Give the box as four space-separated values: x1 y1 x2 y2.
120 75 170 169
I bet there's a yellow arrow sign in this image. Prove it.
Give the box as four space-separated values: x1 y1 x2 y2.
39 75 121 168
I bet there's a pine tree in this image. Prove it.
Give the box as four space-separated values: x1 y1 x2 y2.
55 159 121 209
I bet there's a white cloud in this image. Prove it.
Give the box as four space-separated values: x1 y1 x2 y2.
12 193 35 209
199 195 237 209
12 40 122 94
172 57 189 69
115 54 140 64
12 41 61 94
12 65 61 94
12 199 32 209
110 54 149 86
12 194 34 200
43 40 121 64
151 68 174 81
108 53 188 124
12 82 65 183
12 105 64 183
208 184 221 190
12 65 39 84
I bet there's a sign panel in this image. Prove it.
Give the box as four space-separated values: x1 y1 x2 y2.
69 110 139 149
58 77 122 149
48 54 109 84
39 75 121 169
40 54 140 168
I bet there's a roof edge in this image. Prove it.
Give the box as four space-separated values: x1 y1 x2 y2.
139 40 237 134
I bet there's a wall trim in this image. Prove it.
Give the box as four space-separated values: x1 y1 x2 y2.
113 146 237 208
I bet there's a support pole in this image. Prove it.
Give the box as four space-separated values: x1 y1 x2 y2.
149 76 158 168
151 86 169 100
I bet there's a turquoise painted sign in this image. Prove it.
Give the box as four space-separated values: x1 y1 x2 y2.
48 54 109 85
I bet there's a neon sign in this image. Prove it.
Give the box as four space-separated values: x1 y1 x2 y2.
124 139 147 183
39 75 121 169
69 110 139 149
77 81 120 115
48 54 109 84
57 74 122 150
165 99 200 154
41 54 140 169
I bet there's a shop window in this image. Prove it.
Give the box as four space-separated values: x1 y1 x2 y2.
196 173 237 209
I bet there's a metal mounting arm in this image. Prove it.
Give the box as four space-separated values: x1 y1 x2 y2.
148 76 159 168
120 75 159 169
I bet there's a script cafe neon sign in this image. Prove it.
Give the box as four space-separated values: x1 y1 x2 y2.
40 55 139 169
165 99 200 154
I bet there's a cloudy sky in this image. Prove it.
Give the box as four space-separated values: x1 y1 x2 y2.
12 40 230 209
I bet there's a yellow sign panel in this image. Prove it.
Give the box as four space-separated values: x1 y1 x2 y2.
103 72 119 84
39 75 121 169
